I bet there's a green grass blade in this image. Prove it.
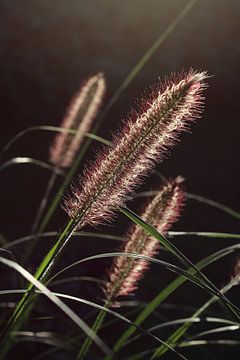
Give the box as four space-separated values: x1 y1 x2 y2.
0 288 188 360
124 318 239 347
3 231 124 251
179 339 240 348
2 125 111 154
45 251 223 290
135 190 240 220
151 276 239 358
0 256 112 359
187 193 240 220
108 243 240 358
120 206 240 318
30 0 198 239
186 324 240 341
0 157 63 174
168 231 240 239
100 0 197 113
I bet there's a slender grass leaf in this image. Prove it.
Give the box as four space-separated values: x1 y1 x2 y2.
0 157 63 174
151 275 239 358
187 193 240 220
108 243 240 358
0 257 112 358
120 206 240 318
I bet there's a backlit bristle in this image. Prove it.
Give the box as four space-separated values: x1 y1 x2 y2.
104 177 185 303
49 72 106 168
63 70 207 230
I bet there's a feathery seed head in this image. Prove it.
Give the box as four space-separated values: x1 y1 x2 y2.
104 177 186 303
49 72 106 168
64 69 207 229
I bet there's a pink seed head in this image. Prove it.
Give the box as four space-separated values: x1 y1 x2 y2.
104 177 185 303
63 69 208 229
49 72 106 168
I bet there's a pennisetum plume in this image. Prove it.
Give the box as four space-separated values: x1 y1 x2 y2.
77 178 185 360
27 73 106 257
9 70 208 360
64 69 208 230
104 177 185 305
49 72 106 169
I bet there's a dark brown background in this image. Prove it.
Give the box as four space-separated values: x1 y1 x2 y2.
0 1 240 359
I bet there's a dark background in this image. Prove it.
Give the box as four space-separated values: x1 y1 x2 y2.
0 1 240 359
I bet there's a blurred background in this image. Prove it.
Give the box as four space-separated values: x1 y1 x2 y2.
0 0 240 359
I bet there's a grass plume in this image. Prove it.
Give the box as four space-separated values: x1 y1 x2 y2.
49 72 106 169
64 69 207 229
104 177 185 304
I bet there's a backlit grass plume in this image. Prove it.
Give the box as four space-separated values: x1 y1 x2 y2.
64 69 207 229
49 72 106 168
104 177 185 304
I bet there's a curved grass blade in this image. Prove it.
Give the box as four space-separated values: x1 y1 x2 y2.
187 193 240 220
12 331 77 353
135 190 240 221
0 157 63 175
98 0 197 118
179 339 240 348
2 231 124 251
186 325 240 341
49 292 187 359
44 250 240 359
51 276 105 287
2 126 111 154
108 243 240 358
0 288 187 360
46 251 222 291
151 275 240 358
124 318 239 347
168 231 240 240
0 256 112 359
120 206 240 318
32 0 198 243
30 305 148 360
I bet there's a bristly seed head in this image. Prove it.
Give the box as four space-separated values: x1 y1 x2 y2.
63 69 208 229
104 177 186 304
49 72 106 168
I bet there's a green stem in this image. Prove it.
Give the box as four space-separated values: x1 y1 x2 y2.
78 308 108 360
0 217 76 358
107 244 240 359
151 277 238 358
23 170 59 265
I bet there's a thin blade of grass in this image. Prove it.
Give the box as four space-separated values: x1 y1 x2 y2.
0 288 187 360
0 256 112 358
49 292 187 359
124 318 239 347
120 206 240 318
168 231 240 239
186 325 240 341
135 190 240 220
2 126 111 154
2 231 124 251
151 275 239 358
12 331 77 353
179 339 240 347
187 193 240 220
46 251 222 289
32 0 198 242
108 243 240 358
0 157 63 174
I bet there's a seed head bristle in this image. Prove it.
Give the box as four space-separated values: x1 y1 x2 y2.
104 177 186 304
63 69 207 230
49 72 106 168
